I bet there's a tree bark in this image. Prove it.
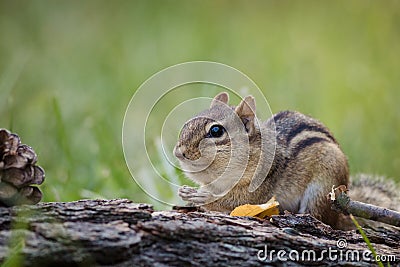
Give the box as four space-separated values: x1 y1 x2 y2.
0 199 398 267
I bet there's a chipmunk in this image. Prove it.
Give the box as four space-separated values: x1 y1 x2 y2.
174 92 350 229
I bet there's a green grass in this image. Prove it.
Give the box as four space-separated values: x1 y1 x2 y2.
350 215 385 267
0 1 399 208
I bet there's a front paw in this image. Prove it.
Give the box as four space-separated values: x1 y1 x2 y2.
178 185 213 205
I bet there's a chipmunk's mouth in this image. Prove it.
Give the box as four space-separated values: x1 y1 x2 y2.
177 158 213 171
173 143 218 173
175 150 213 173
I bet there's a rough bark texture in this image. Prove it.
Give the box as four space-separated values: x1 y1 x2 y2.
0 199 398 267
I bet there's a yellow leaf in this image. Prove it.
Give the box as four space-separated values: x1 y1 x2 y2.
230 196 280 219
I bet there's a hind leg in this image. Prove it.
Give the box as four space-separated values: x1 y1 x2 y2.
298 180 343 228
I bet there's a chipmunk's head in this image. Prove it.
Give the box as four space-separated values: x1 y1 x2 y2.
174 92 258 185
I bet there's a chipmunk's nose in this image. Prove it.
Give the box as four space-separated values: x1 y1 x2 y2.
174 145 187 160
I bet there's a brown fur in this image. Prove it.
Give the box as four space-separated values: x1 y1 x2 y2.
175 92 350 229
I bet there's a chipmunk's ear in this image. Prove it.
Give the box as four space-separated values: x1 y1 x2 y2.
210 92 229 108
235 96 256 135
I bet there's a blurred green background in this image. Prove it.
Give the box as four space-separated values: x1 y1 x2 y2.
0 1 399 207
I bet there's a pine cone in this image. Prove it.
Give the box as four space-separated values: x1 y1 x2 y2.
0 129 45 206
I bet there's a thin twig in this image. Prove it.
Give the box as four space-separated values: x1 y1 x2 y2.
329 185 400 227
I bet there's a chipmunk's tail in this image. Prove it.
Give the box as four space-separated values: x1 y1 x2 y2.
336 173 400 230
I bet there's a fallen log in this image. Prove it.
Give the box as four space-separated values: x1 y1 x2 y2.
0 199 398 266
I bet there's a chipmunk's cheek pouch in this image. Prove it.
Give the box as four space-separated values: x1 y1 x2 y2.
199 138 217 162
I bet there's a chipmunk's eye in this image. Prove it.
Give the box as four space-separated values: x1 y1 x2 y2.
207 125 225 138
